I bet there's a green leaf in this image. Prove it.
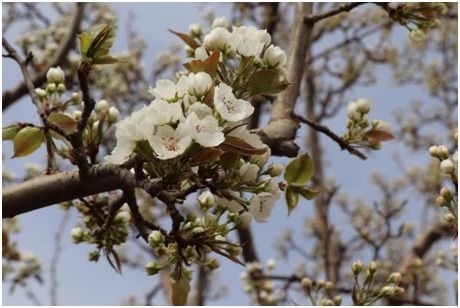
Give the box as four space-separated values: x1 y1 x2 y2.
285 187 299 215
220 136 267 155
12 127 44 158
2 124 21 141
91 55 120 65
183 51 220 77
171 275 191 306
284 153 314 185
48 112 77 134
168 29 200 49
248 69 289 97
79 32 91 56
291 184 321 200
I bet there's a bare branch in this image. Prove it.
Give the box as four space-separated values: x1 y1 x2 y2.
305 2 366 24
294 114 367 160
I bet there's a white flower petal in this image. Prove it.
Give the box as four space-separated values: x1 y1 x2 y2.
214 83 254 122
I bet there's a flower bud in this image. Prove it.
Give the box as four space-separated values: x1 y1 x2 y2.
429 145 438 157
188 23 202 37
108 107 119 123
88 250 100 262
440 187 452 201
266 258 276 270
301 277 312 292
333 295 342 305
445 212 456 223
388 272 402 285
148 230 165 248
114 211 130 223
57 83 66 93
46 83 57 93
267 163 284 177
46 66 65 84
352 260 363 275
206 258 220 270
35 88 47 98
347 101 360 121
436 196 448 207
239 162 260 182
438 145 449 158
324 281 334 292
368 260 378 274
198 191 215 210
440 159 455 173
355 98 372 113
95 99 109 113
71 92 81 104
227 245 243 257
410 29 426 43
70 227 84 244
145 261 161 275
73 110 82 121
188 72 212 97
263 45 287 68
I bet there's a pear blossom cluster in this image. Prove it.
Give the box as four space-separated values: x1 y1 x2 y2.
429 133 458 233
106 18 289 225
343 98 394 150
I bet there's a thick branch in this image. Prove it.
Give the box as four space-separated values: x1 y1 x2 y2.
2 3 85 110
258 3 313 157
2 163 162 218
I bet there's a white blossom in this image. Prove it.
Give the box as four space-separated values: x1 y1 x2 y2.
249 192 278 223
46 66 65 84
148 124 191 160
230 26 271 57
186 102 213 118
355 98 372 113
267 163 284 177
237 211 253 227
347 101 360 120
146 99 185 125
212 16 228 29
148 76 188 101
188 23 202 36
214 83 254 122
239 162 260 182
372 120 391 132
203 27 231 50
182 112 224 147
263 45 287 68
70 227 84 244
198 191 215 208
228 126 270 166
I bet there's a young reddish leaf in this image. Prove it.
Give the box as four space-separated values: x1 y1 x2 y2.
183 51 220 77
171 275 191 306
220 136 267 155
48 112 77 133
12 127 44 158
168 29 199 49
190 147 224 166
363 130 395 142
285 187 299 215
284 153 314 185
219 152 240 170
248 69 289 97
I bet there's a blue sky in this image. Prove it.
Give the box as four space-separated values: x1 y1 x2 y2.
2 3 457 306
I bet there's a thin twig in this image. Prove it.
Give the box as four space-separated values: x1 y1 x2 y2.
294 113 367 160
305 2 367 24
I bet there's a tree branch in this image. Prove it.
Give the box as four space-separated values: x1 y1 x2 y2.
2 163 162 218
304 2 366 24
294 114 367 160
2 3 85 110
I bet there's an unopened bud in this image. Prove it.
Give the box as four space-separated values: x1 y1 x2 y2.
70 227 84 244
236 211 253 228
206 258 220 270
368 260 378 274
198 191 215 210
88 251 100 262
436 196 448 207
148 230 164 248
267 163 284 177
95 100 109 112
352 260 364 275
46 83 57 93
71 92 81 104
388 272 402 285
46 66 65 84
108 107 119 123
301 277 312 292
145 261 160 275
440 187 452 201
35 88 47 98
57 83 66 93
445 212 456 223
333 295 342 305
